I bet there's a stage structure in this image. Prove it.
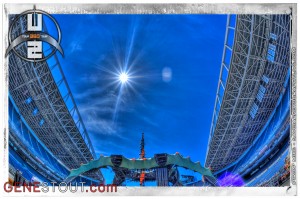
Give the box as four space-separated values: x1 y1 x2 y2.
65 134 217 186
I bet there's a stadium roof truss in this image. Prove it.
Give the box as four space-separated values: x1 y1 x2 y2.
8 15 103 181
205 14 290 172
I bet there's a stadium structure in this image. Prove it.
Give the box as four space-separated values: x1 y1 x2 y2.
205 14 291 186
8 14 104 185
7 13 291 187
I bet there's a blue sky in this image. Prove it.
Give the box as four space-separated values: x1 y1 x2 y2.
48 14 226 182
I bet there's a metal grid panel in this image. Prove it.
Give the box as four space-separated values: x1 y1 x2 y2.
205 15 290 172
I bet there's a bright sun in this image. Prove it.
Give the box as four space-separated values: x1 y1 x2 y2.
119 72 129 84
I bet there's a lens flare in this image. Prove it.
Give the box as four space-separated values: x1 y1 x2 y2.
119 72 129 84
217 172 244 187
